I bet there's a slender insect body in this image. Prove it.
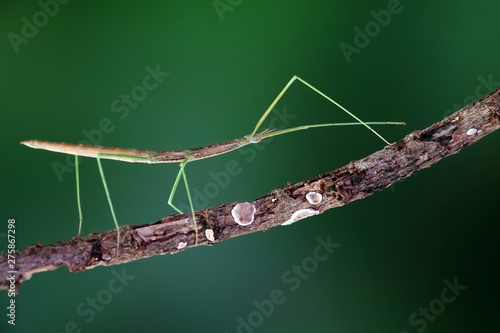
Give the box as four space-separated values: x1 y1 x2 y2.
21 135 264 164
21 76 404 253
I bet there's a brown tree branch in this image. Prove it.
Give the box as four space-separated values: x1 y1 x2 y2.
2 88 500 293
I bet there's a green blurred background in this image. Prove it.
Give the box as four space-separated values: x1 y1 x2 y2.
1 1 499 332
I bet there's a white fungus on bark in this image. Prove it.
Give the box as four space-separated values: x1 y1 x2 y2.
205 229 215 242
177 241 187 249
231 202 256 226
466 128 478 136
282 209 320 226
306 192 323 205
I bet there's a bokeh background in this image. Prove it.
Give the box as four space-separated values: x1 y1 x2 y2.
1 1 499 332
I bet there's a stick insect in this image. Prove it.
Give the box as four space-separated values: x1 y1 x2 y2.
21 75 404 254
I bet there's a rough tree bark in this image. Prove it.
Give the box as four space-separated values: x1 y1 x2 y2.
2 88 499 293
